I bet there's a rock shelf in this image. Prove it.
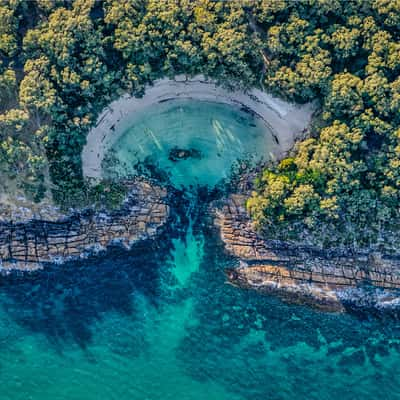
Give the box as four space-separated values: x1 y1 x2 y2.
0 180 169 272
215 194 400 312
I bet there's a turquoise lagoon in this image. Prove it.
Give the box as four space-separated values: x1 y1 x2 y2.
0 100 399 400
103 100 279 187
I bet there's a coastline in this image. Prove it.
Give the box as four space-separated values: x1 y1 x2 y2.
4 75 398 314
0 179 169 272
215 193 400 313
82 75 314 179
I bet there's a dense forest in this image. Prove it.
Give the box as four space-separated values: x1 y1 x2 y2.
247 0 400 250
0 0 399 251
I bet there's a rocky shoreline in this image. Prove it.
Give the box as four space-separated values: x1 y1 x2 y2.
0 180 169 272
214 194 400 312
1 174 400 314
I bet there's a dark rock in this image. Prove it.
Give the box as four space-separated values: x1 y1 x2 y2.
168 147 202 162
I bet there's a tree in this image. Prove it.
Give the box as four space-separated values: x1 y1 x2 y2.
0 68 16 108
328 25 360 61
19 57 57 125
324 73 364 119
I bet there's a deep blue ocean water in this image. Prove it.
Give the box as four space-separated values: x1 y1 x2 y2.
0 101 399 399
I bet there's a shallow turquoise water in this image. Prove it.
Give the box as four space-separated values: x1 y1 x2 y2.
104 100 279 187
0 101 399 399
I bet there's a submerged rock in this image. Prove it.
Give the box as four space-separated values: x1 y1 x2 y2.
0 179 169 272
214 194 400 313
168 147 202 162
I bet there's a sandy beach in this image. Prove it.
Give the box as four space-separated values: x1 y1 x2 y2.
82 75 314 179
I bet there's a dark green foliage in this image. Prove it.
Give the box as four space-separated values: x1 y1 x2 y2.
248 0 400 250
52 178 127 211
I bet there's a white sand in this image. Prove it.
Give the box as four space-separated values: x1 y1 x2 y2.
82 75 314 179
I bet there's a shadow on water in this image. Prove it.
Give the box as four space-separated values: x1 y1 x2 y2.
0 239 170 349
